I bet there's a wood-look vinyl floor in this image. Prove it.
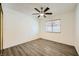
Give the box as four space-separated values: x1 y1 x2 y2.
1 38 78 56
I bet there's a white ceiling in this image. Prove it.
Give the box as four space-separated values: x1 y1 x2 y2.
3 3 76 16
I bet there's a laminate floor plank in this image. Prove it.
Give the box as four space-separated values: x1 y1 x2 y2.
16 46 26 56
11 47 21 56
25 43 48 56
7 48 14 56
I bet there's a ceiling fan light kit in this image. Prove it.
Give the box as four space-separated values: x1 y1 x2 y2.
40 13 44 16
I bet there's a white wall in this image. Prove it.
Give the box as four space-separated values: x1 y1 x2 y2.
39 11 75 46
75 4 79 54
2 4 39 49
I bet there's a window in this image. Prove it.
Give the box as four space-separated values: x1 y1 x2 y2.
45 20 61 33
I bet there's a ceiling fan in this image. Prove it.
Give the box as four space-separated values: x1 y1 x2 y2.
32 7 52 18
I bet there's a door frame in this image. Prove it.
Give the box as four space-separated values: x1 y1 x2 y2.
0 3 3 55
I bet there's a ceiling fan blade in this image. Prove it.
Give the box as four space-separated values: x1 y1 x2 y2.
44 15 46 18
45 13 52 15
32 13 39 15
44 7 49 12
34 8 40 12
38 15 40 18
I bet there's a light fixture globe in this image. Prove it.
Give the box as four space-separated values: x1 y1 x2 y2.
40 13 44 16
